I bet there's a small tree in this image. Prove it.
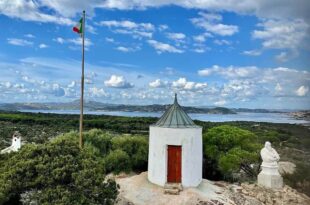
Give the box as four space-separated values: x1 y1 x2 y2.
203 125 261 180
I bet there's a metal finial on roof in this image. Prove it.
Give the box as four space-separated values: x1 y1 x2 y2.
154 94 198 128
174 93 178 104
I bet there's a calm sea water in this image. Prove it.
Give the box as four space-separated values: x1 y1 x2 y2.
19 109 308 124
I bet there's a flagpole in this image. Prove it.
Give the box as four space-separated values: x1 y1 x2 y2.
79 10 85 149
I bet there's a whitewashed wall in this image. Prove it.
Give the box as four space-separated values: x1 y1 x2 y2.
148 126 202 187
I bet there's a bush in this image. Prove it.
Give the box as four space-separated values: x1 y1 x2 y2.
84 129 113 156
203 125 261 180
0 136 118 204
111 136 148 171
104 149 131 174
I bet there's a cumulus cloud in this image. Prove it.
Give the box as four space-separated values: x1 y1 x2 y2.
149 79 168 88
147 40 184 54
104 75 134 88
172 77 207 91
198 65 310 102
252 19 309 50
7 38 33 46
89 87 108 97
295 86 309 96
191 12 238 36
39 43 48 49
193 33 213 43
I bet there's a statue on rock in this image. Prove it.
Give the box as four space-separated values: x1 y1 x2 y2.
258 141 283 189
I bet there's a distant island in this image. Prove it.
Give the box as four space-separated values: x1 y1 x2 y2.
0 100 291 115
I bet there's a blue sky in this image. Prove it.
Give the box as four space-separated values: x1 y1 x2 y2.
0 0 309 109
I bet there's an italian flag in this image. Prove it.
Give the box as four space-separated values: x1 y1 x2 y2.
73 18 83 35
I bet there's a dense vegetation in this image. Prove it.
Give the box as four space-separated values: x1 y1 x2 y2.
0 110 309 202
203 125 261 181
0 132 119 205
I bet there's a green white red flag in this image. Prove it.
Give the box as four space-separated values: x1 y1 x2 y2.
73 18 83 35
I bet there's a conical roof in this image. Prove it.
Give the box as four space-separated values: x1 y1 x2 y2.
154 94 198 128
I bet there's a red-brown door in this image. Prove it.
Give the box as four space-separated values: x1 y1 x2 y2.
167 145 182 183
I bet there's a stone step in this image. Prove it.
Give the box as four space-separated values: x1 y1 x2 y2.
164 188 180 195
164 183 183 191
164 183 183 195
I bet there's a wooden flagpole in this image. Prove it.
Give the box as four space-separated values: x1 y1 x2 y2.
79 10 85 149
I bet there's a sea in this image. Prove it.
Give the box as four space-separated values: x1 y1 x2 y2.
19 109 309 125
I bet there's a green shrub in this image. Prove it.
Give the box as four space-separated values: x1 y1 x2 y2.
111 136 148 171
104 149 131 174
0 136 118 204
203 125 261 180
84 129 113 156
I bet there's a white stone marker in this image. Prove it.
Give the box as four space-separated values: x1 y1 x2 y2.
258 141 283 189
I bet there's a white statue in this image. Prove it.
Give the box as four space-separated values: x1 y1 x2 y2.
261 141 280 166
258 141 283 189
0 131 22 154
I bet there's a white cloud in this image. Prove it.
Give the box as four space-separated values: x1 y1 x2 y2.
0 0 74 25
68 81 76 88
105 37 115 43
39 43 48 49
198 65 258 78
54 37 92 47
149 79 168 88
24 34 35 38
214 39 231 45
242 49 262 56
275 83 283 92
115 46 140 52
295 86 309 96
54 37 65 44
89 87 108 97
214 99 227 106
159 24 169 31
7 38 33 46
192 48 207 53
104 75 134 88
166 32 186 40
99 1 310 25
198 65 310 101
147 40 184 54
67 38 92 47
98 20 154 39
274 51 298 63
172 77 207 91
191 12 238 36
99 20 154 30
253 19 309 50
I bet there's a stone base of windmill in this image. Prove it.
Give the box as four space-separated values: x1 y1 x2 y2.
258 164 283 189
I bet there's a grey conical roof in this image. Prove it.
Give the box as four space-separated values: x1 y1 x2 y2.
154 94 198 128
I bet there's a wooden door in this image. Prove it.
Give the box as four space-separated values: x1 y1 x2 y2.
167 145 182 183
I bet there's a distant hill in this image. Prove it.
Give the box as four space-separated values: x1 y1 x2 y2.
0 100 236 114
231 108 285 113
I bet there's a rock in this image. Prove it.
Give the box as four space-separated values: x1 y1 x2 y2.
278 161 296 175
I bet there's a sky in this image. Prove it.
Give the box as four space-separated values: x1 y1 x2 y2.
0 0 309 109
